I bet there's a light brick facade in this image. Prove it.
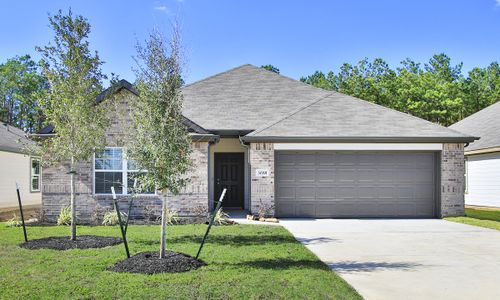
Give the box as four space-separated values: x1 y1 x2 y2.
249 142 275 216
440 143 466 217
41 90 210 223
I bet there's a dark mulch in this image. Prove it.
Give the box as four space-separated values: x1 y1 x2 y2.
110 251 206 274
20 235 122 250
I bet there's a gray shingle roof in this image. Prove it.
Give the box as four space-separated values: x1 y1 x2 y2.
450 101 500 151
243 92 476 142
0 123 34 154
182 64 331 131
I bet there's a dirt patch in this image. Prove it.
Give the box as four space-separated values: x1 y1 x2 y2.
110 251 206 274
20 235 122 250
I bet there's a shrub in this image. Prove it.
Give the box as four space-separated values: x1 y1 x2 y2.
57 206 71 226
102 211 128 226
213 208 231 225
6 214 21 227
162 208 179 225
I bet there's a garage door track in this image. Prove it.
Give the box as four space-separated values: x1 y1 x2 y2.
281 219 500 300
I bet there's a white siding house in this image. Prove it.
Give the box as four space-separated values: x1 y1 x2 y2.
451 101 500 208
0 123 41 209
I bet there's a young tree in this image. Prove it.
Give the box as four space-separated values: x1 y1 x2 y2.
37 9 108 240
130 27 191 258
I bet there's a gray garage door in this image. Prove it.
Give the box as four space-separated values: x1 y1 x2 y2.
275 151 437 218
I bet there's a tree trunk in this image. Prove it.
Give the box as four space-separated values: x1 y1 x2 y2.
70 156 77 241
159 194 168 259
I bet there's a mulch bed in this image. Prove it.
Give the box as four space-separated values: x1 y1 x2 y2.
109 251 206 274
20 235 122 250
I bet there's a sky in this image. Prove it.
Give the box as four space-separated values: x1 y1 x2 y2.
1 0 500 84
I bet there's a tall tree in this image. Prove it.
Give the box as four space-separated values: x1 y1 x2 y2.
129 27 191 259
37 9 108 240
0 55 47 132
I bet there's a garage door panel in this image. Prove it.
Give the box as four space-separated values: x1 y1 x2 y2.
275 151 436 218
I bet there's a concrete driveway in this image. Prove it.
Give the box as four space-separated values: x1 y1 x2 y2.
280 219 500 300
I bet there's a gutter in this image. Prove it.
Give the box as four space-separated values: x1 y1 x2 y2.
241 136 479 143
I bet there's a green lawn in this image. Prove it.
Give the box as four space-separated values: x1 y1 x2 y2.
0 223 360 299
446 207 500 230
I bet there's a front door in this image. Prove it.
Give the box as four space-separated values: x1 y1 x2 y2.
214 153 244 209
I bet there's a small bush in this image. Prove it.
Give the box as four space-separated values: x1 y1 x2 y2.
162 208 179 225
213 208 231 225
102 211 128 226
57 206 71 226
6 214 21 227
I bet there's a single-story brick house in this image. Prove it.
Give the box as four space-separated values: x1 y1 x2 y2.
450 101 500 207
39 64 476 222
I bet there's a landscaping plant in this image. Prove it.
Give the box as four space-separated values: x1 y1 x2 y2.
102 211 128 226
128 26 191 259
56 206 71 226
6 214 21 228
213 207 231 225
36 9 108 240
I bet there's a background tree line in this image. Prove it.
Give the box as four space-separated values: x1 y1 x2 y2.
2 53 499 132
299 53 500 126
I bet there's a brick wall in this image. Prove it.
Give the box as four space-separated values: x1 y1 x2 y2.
41 90 209 223
249 142 275 216
440 143 466 217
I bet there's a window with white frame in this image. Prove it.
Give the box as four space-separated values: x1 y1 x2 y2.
94 147 153 195
30 157 41 192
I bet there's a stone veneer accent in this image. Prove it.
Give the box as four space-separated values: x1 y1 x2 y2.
440 143 466 217
249 142 275 216
41 90 209 223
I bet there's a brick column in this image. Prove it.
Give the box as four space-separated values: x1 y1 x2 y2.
440 143 465 217
249 142 275 216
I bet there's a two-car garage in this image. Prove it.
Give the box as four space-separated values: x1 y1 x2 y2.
275 151 438 218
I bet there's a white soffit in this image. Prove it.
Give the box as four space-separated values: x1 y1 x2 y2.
273 143 443 151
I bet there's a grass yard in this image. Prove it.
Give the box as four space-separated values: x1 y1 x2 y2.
446 207 500 230
0 223 360 299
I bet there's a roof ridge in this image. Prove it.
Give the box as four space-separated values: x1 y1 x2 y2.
182 64 253 89
249 92 336 136
451 100 500 127
336 92 473 138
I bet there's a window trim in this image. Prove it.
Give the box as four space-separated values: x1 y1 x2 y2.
30 157 41 193
93 147 155 196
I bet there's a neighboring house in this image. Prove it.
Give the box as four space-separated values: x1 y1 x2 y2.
39 65 476 222
0 123 41 209
450 101 500 207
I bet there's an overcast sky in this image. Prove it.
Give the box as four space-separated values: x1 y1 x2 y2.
1 0 500 84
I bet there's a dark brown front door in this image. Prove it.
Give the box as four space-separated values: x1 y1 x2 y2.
214 153 244 209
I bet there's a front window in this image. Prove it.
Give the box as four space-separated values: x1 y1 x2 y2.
94 147 153 195
30 157 41 192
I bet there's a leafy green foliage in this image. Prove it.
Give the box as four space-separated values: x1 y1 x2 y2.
102 211 128 226
129 28 191 195
213 207 231 225
57 206 71 226
5 214 21 227
301 54 500 126
261 64 280 74
0 55 48 132
163 208 179 225
36 9 108 164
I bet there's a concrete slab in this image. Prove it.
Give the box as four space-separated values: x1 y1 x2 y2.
281 219 500 300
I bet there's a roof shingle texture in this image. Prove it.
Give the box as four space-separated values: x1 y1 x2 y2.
450 101 500 151
248 92 472 139
181 64 331 130
182 64 473 141
0 123 33 154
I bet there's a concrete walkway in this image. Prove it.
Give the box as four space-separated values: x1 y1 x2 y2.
280 219 500 300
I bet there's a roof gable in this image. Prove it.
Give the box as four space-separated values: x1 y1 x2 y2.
245 92 475 142
181 64 331 131
450 101 500 151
